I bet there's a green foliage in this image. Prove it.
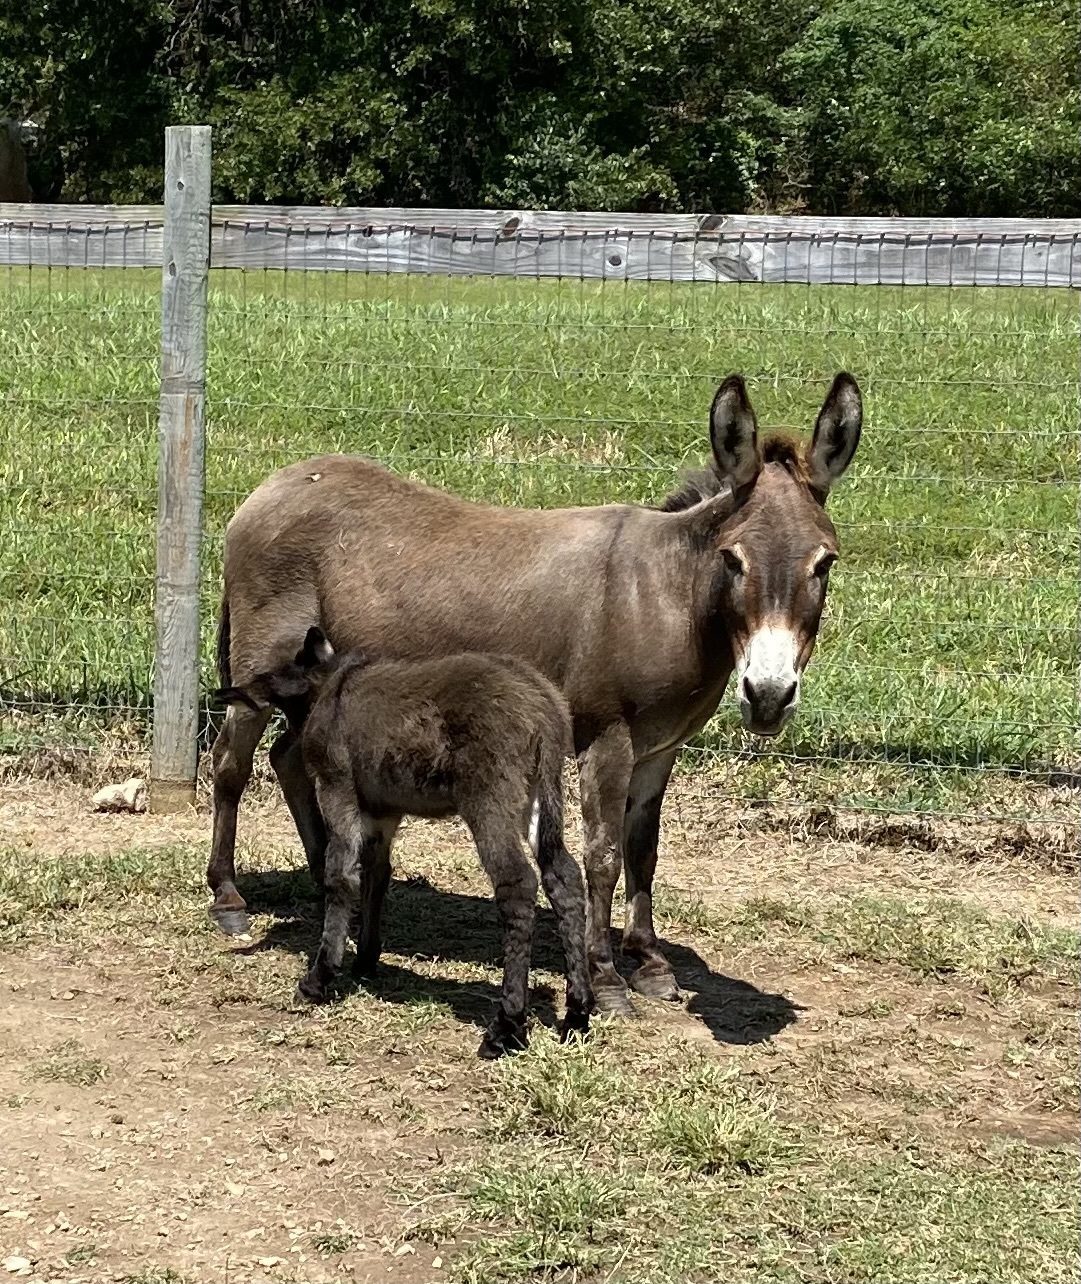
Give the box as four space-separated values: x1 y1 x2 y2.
781 0 1081 216
0 0 173 201
2 0 1075 213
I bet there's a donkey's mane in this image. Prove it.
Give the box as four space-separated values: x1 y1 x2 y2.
656 465 725 513
760 432 812 484
657 433 810 513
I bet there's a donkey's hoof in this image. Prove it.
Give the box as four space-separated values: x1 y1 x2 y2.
592 982 636 1019
630 965 681 1002
209 905 251 937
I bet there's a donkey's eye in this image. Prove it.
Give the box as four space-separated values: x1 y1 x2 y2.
813 553 837 579
721 548 745 576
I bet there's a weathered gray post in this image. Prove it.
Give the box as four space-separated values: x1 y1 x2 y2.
151 125 211 813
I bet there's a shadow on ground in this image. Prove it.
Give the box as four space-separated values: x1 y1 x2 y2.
235 868 801 1046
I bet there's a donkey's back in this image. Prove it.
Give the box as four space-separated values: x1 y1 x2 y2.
219 452 637 693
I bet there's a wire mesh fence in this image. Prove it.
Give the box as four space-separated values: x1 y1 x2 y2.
1 204 1079 827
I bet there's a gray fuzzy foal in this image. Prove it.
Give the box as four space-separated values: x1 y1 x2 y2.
216 628 592 1058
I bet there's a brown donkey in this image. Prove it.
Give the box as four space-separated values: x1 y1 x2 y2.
216 629 591 1058
208 372 862 1016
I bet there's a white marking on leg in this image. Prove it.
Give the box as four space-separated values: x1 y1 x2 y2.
527 794 542 859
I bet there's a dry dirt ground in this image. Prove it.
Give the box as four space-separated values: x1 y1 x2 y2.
0 773 1076 1284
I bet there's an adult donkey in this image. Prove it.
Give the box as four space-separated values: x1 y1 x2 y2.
209 372 862 1015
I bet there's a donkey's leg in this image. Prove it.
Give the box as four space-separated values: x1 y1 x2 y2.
578 723 636 1017
533 824 593 1040
269 727 328 888
296 788 364 1004
208 701 272 935
622 750 680 1001
470 818 540 1058
351 815 401 979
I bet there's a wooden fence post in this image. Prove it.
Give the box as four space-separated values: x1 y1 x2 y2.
151 125 211 813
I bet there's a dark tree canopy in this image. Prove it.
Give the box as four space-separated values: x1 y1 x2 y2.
2 0 1076 214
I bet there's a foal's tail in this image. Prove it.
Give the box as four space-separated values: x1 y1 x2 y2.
532 703 572 860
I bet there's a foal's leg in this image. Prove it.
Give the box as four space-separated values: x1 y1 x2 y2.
622 750 680 1001
532 822 593 1040
269 727 328 888
207 701 272 935
470 817 540 1058
351 815 401 979
296 787 364 1003
578 723 635 1017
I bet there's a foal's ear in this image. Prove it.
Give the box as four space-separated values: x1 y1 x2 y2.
298 626 335 668
806 373 862 499
213 685 264 712
709 375 760 492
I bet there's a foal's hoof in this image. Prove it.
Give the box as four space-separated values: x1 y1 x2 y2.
478 1012 529 1060
559 1008 591 1044
630 965 681 1003
209 905 251 937
477 1032 526 1060
592 981 637 1019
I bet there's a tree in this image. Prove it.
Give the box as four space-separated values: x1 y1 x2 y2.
780 0 1081 216
0 0 173 201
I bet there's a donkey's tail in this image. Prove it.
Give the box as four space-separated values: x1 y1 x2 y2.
216 596 232 688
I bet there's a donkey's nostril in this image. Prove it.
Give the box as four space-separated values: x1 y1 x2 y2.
741 675 798 724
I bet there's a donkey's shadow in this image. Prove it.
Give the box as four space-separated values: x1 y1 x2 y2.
235 869 800 1046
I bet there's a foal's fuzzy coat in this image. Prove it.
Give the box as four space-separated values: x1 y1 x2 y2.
216 629 592 1057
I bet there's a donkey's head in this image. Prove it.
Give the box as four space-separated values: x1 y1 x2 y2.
213 626 341 729
700 372 862 737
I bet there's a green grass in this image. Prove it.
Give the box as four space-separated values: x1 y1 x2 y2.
0 266 1078 819
0 842 205 942
7 840 1074 999
435 1029 1078 1283
652 889 1081 999
119 1271 191 1284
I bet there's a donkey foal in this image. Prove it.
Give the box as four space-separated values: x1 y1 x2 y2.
216 629 593 1058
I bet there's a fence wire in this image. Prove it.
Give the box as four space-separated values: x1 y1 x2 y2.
1 216 1079 827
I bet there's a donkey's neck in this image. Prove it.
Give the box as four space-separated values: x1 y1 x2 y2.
613 499 738 685
670 496 740 678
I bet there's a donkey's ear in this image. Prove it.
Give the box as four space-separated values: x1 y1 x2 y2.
806 373 862 498
299 626 335 668
709 375 760 492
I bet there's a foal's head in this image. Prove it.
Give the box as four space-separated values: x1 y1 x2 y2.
214 627 347 729
672 373 863 737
